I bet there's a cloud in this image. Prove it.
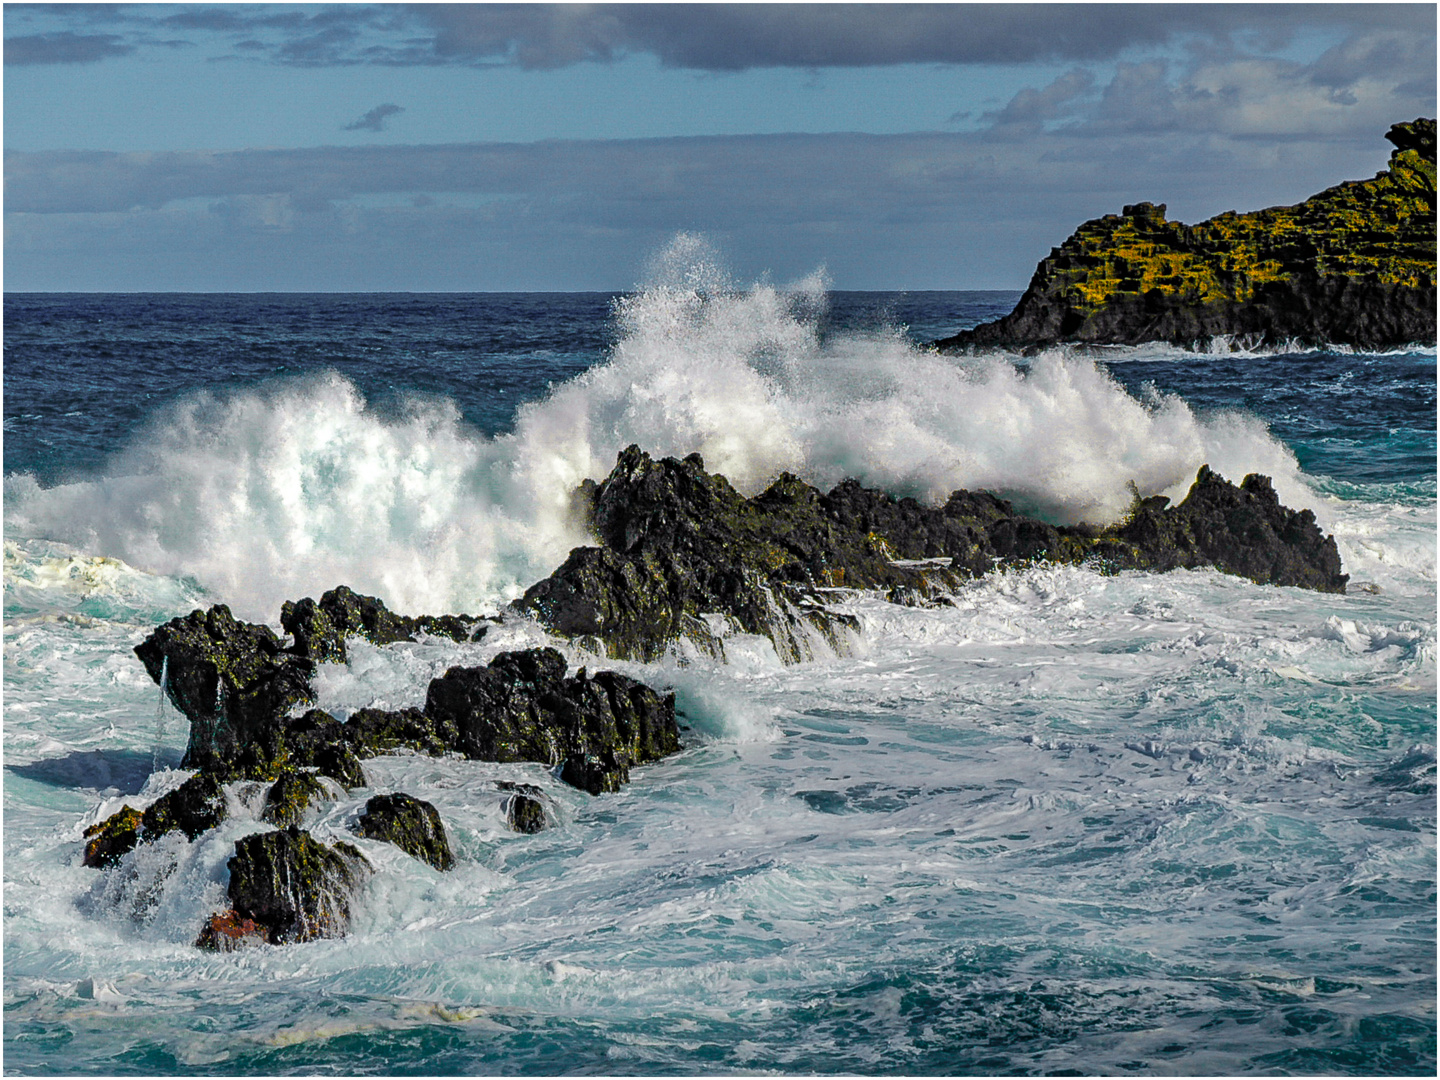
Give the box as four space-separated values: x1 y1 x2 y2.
6 4 1435 71
345 104 405 132
3 31 134 65
984 69 1097 132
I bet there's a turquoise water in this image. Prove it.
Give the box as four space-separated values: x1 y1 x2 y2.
4 268 1435 1074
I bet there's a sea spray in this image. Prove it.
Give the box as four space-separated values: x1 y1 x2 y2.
5 242 1319 621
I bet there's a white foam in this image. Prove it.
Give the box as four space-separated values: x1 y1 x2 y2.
2 237 1328 621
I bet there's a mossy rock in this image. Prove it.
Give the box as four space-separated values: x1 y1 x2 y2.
355 792 454 871
262 771 331 828
223 826 372 944
82 806 143 869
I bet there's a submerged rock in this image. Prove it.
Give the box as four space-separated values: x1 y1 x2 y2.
355 792 454 871
425 646 680 793
498 781 551 833
516 447 1346 663
195 911 270 951
936 119 1436 350
215 826 372 945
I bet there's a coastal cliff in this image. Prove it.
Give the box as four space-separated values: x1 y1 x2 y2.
936 119 1436 351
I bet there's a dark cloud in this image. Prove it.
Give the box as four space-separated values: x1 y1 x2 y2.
3 31 133 65
6 4 1435 72
345 103 406 132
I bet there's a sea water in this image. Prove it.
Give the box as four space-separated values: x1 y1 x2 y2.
4 246 1435 1074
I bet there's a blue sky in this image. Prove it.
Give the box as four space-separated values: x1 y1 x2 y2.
4 3 1435 291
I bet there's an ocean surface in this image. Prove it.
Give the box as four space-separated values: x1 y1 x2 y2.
4 251 1436 1075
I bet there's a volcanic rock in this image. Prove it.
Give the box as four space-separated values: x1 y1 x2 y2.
355 792 454 871
498 781 551 833
281 585 487 665
425 646 680 794
516 447 1346 663
937 119 1436 350
215 826 372 945
82 773 228 868
261 770 332 828
82 806 143 869
134 604 316 778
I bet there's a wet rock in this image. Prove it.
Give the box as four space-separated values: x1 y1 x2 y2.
936 120 1436 351
425 647 680 793
195 910 270 951
82 806 142 869
343 706 457 759
220 826 372 945
498 782 550 833
516 447 1347 663
355 792 454 871
134 604 316 778
280 585 486 665
262 771 331 828
140 772 227 840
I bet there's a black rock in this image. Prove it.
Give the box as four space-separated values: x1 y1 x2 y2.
141 772 227 841
82 806 142 869
515 447 1346 663
281 585 486 665
262 771 331 828
498 782 550 833
343 706 458 759
134 605 316 778
219 826 372 945
424 647 680 793
355 792 454 871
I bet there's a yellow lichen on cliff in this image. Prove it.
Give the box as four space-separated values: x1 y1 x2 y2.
1045 126 1436 317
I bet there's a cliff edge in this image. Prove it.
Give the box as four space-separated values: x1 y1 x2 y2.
936 119 1436 351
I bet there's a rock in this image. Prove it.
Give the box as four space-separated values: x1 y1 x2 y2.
134 604 316 778
195 910 270 951
937 119 1436 351
82 773 228 869
424 646 680 793
498 782 550 833
140 772 227 840
82 806 142 869
515 447 1346 663
354 792 454 871
280 585 486 665
262 771 331 828
343 706 458 759
219 826 371 945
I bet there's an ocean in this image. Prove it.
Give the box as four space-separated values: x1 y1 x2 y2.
4 250 1436 1075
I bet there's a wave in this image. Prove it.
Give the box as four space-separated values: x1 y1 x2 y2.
5 236 1324 621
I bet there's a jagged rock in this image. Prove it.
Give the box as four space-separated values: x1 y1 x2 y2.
937 119 1436 350
280 585 486 664
82 806 142 869
140 772 227 840
355 792 454 871
343 706 458 758
262 770 332 828
498 781 550 833
82 774 228 869
424 647 680 794
516 448 1346 663
216 826 371 945
134 605 316 778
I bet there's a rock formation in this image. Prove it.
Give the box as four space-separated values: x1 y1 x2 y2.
936 118 1436 350
355 792 454 871
516 446 1346 662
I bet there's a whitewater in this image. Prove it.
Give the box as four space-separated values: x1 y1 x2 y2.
4 251 1435 1074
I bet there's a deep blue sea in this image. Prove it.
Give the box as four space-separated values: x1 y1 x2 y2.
4 265 1436 1075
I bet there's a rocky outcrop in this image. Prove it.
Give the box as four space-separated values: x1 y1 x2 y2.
200 826 372 947
499 781 551 833
82 773 228 868
355 793 454 871
425 647 680 794
261 770 332 828
135 605 315 778
515 447 1346 663
281 585 487 664
937 119 1436 351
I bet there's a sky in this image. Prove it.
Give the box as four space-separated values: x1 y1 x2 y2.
4 3 1436 291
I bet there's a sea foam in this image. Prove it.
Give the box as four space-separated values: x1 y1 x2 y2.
5 237 1315 622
